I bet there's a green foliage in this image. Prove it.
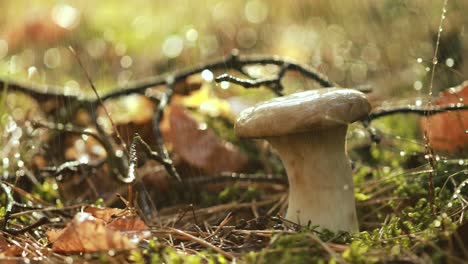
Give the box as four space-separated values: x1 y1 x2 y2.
246 233 330 264
33 178 59 203
342 241 377 264
133 238 228 264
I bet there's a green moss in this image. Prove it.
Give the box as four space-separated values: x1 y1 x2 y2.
247 233 330 264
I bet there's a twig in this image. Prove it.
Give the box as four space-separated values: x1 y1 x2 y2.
151 78 181 182
0 182 49 235
0 52 334 105
368 104 467 121
31 121 106 147
307 233 346 264
3 217 49 235
0 52 333 184
203 212 233 241
40 160 106 179
69 46 128 152
186 172 287 185
0 182 15 230
215 62 289 96
87 106 129 182
70 46 132 184
132 134 173 167
170 228 235 260
0 79 76 103
424 0 449 215
216 73 284 95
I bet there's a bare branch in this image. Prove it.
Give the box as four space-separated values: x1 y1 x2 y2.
0 52 334 104
151 78 182 182
368 104 468 121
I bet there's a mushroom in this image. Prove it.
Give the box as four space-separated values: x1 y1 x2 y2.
235 88 371 232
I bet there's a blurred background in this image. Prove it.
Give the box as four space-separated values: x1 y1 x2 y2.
0 0 466 96
0 0 466 200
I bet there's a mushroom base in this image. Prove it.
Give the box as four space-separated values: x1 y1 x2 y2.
267 126 359 232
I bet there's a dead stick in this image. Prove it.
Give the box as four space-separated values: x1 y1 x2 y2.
170 228 235 260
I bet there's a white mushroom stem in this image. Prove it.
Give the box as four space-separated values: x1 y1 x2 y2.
266 125 359 232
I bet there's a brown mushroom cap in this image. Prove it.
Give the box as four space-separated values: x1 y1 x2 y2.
235 88 371 138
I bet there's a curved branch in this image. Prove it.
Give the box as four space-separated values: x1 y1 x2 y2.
0 52 335 104
368 104 468 121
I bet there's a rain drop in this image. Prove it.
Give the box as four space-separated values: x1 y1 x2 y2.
28 66 38 79
185 28 199 42
445 58 454 67
52 4 80 29
162 35 184 58
44 48 61 69
201 69 214 82
3 158 9 167
245 0 268 23
220 81 230 89
120 55 133 68
413 81 423 91
115 149 124 158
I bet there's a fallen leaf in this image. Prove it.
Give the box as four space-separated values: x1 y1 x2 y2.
84 206 124 222
45 228 65 243
107 216 148 231
165 105 247 174
84 206 149 231
0 236 23 257
4 13 75 51
50 212 136 253
420 81 468 153
173 74 203 95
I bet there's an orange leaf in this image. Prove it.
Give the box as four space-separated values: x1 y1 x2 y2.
84 206 124 222
166 105 247 174
420 81 468 153
0 236 23 257
50 212 136 253
107 216 148 231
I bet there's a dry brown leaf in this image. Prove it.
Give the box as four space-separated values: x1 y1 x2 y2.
45 228 65 243
420 81 468 153
0 236 23 257
4 13 75 51
165 105 247 174
84 206 124 222
50 212 136 253
107 216 149 231
85 206 149 232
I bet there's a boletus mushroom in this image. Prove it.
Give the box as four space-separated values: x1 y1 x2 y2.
235 88 371 232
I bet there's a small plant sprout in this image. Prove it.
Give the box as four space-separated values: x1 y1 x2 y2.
235 88 371 232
